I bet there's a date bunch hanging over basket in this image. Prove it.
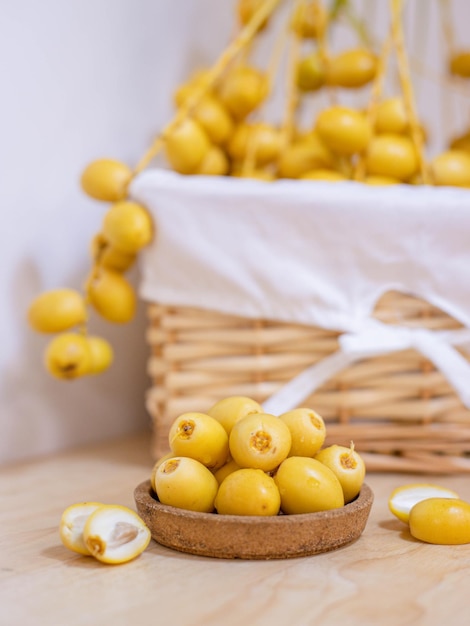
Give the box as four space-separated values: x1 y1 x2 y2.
27 0 470 384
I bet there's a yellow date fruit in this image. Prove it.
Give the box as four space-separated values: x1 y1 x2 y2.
59 502 104 555
90 234 136 273
237 0 270 30
228 122 282 166
215 468 281 516
45 333 92 380
409 498 470 545
165 119 211 174
450 130 470 153
102 201 153 254
207 395 263 435
213 458 242 485
366 134 418 181
83 505 151 564
217 65 268 120
192 95 234 146
28 289 87 334
274 456 344 514
278 133 334 178
169 412 229 470
314 443 366 504
87 269 136 324
374 98 408 135
316 107 371 155
279 407 326 457
80 159 132 203
430 150 470 188
291 1 327 39
154 456 219 513
86 336 113 375
449 51 470 78
150 452 177 492
327 49 377 89
296 53 326 92
194 145 230 176
173 69 211 108
229 413 291 472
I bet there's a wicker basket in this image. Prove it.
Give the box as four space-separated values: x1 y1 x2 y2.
146 290 470 473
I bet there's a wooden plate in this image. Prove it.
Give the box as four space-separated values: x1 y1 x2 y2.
134 480 373 560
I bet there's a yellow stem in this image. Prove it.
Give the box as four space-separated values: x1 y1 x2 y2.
315 0 334 105
280 0 305 149
310 0 337 106
242 8 290 176
316 0 329 59
353 31 393 181
266 15 291 87
132 0 284 177
390 0 429 183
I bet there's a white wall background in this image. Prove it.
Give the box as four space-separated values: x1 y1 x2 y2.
0 0 233 465
1 0 469 465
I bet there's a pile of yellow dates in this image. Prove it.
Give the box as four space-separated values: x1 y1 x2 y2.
164 0 470 188
28 160 153 379
150 395 366 516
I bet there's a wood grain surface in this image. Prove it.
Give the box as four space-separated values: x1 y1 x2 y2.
1 433 469 626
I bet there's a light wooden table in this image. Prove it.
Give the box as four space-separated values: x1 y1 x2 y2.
1 433 469 626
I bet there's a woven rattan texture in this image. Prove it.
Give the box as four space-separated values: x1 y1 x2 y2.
146 291 470 472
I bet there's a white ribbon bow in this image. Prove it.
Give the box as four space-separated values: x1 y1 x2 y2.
262 319 470 415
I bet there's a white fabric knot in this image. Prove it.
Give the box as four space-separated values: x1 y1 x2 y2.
263 320 470 415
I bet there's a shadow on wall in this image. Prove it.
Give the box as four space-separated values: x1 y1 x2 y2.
1 257 151 465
